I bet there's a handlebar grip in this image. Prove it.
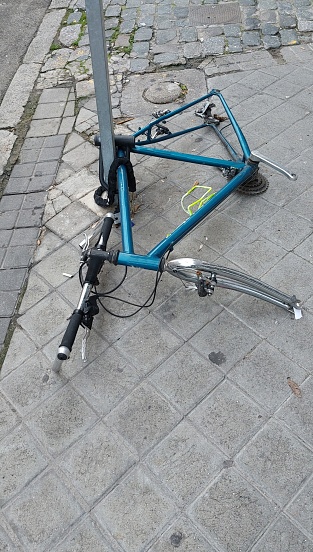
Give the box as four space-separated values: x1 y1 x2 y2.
97 214 114 250
57 309 83 360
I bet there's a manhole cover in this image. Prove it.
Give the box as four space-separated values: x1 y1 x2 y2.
189 2 241 25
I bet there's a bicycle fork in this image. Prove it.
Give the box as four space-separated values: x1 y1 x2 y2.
52 213 115 372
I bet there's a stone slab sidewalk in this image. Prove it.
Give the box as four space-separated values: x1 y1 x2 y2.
1 43 313 551
0 0 313 550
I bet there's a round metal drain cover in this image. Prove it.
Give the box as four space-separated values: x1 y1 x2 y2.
144 82 182 104
190 2 242 25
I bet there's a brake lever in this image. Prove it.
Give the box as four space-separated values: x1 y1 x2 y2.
249 150 297 181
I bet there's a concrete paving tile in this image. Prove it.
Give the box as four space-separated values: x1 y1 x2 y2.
149 343 224 414
94 465 178 552
225 231 286 277
264 252 313 302
38 146 63 162
145 420 225 506
252 514 313 551
0 351 65 416
59 116 75 135
51 517 115 552
3 177 30 194
0 210 19 230
236 419 313 506
197 212 251 255
59 421 136 505
223 195 279 231
189 380 266 456
57 167 100 200
229 341 308 411
34 242 79 288
154 287 223 341
188 468 277 552
10 227 39 247
33 230 64 264
24 384 99 456
276 376 313 448
62 141 99 171
0 525 19 552
105 383 181 457
40 88 70 104
27 174 55 192
27 118 61 137
0 424 48 506
0 230 13 249
0 290 19 316
295 234 313 263
3 471 83 552
0 195 24 211
10 163 35 178
189 309 261 373
286 476 313 538
72 347 141 416
16 207 43 228
3 245 35 269
0 328 37 377
148 516 216 552
267 310 313 373
34 160 59 177
257 208 312 251
18 292 71 348
33 102 66 120
0 317 10 348
114 314 183 376
19 271 51 314
0 392 20 441
45 201 99 240
227 291 291 338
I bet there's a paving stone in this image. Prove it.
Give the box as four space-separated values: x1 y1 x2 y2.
10 163 35 178
252 514 313 551
189 469 276 552
229 341 308 411
202 36 225 55
154 286 223 340
236 419 313 506
190 310 261 373
18 292 71 347
280 28 300 44
114 315 183 376
52 517 114 552
0 328 37 377
105 383 181 456
72 347 141 415
94 466 178 552
276 376 313 448
45 201 98 240
0 290 19 316
10 227 39 247
0 210 18 230
1 351 65 416
0 525 18 551
0 268 27 292
25 384 99 456
4 177 30 194
264 252 313 302
62 141 98 170
27 174 55 192
146 420 225 505
27 118 61 137
3 471 83 551
33 102 66 120
34 243 79 288
0 392 20 441
242 30 262 45
0 317 10 347
286 476 313 537
148 516 215 552
2 245 35 269
0 424 47 505
225 232 286 276
59 421 136 505
189 379 266 455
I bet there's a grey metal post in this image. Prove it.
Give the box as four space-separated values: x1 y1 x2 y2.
85 0 115 184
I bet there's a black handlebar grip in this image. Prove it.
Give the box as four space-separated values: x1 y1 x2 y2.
57 309 83 360
99 215 114 251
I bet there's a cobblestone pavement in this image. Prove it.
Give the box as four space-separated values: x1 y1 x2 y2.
1 0 313 550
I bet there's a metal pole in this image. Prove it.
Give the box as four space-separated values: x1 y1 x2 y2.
85 0 115 183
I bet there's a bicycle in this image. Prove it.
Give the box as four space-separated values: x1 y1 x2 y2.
52 89 302 372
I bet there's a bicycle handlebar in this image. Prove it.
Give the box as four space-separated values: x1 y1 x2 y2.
57 309 83 361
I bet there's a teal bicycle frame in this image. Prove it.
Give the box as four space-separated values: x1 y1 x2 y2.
115 89 257 271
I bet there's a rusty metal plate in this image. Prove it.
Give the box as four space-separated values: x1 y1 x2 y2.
189 3 242 26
